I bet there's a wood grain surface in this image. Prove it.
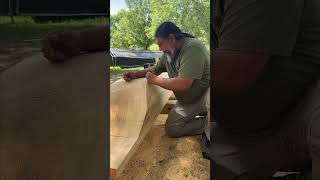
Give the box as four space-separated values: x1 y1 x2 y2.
110 74 172 178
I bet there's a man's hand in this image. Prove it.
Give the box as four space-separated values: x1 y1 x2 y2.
42 30 83 63
123 72 137 81
145 72 159 84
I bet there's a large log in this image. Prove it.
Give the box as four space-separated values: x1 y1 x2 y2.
110 74 172 178
0 52 109 180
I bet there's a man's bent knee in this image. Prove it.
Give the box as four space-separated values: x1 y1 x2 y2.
165 122 185 137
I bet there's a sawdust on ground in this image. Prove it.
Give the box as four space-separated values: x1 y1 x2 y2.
116 114 210 180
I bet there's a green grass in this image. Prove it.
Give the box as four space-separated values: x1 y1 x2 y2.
0 16 108 44
110 66 143 72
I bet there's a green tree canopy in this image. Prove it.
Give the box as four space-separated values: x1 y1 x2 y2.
111 0 210 50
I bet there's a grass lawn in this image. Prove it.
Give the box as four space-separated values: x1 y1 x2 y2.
110 66 143 72
0 16 108 44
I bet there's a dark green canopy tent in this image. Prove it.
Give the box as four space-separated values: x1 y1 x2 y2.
0 0 108 16
110 49 163 68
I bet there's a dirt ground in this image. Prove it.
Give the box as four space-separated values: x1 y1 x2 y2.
1 44 210 180
115 114 210 180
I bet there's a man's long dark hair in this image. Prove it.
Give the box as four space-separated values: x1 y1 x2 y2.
155 21 195 40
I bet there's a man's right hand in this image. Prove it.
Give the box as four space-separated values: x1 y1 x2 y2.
41 30 83 63
123 72 137 81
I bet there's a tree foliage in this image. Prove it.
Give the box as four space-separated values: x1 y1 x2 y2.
111 0 210 50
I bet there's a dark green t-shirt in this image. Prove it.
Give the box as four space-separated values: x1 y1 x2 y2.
216 0 320 61
154 38 210 104
213 0 320 133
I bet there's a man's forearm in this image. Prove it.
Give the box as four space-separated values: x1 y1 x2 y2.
79 25 109 52
154 77 193 91
212 50 270 95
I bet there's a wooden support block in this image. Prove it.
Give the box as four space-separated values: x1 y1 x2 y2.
110 74 172 178
169 94 176 100
160 99 177 114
